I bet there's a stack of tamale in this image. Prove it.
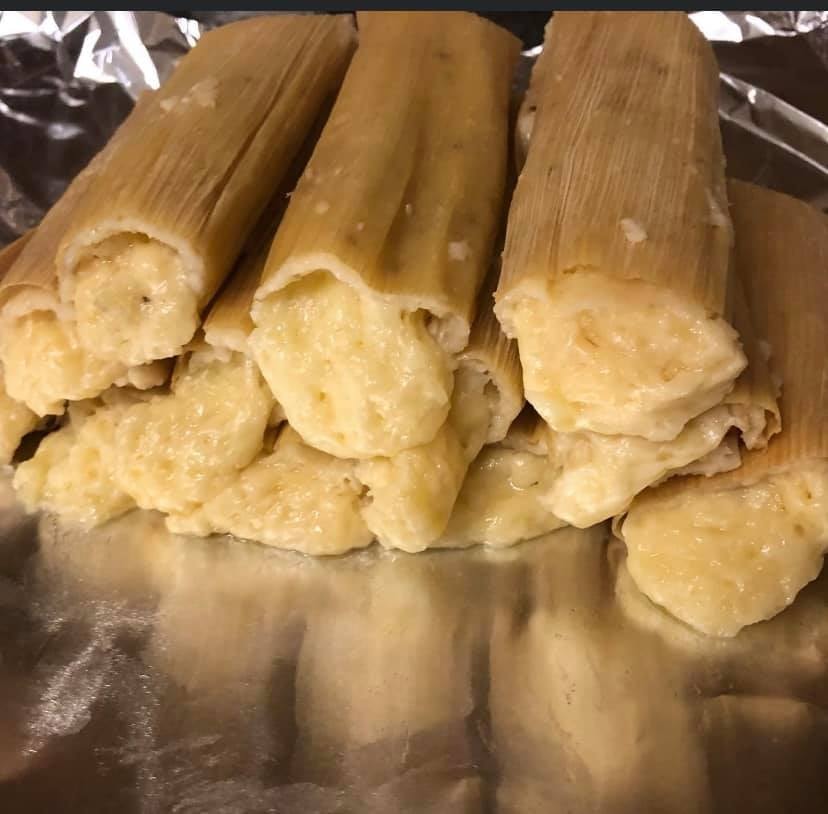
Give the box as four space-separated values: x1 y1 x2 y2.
3 11 826 638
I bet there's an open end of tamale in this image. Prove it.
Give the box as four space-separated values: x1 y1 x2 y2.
438 408 565 549
13 396 142 528
168 427 373 556
250 11 520 460
501 273 746 442
539 261 781 529
57 14 357 369
620 462 828 637
69 232 198 367
617 182 828 638
542 402 751 529
497 12 746 442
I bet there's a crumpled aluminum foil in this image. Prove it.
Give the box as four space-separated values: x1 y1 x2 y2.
1 12 828 813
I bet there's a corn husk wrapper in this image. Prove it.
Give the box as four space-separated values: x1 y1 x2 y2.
496 12 744 442
617 182 828 637
0 234 39 463
499 11 730 316
56 15 356 364
0 96 170 415
254 11 520 351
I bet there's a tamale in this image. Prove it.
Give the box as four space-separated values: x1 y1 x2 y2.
497 12 746 441
542 271 781 528
56 15 355 368
13 390 148 528
355 265 524 552
0 235 38 463
438 408 566 549
169 426 373 556
618 183 828 637
113 230 278 522
249 11 520 459
0 109 168 417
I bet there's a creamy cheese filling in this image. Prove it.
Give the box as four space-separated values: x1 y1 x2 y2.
544 405 739 528
355 367 491 553
168 427 373 556
621 463 828 637
73 234 198 366
507 273 746 441
0 370 38 465
113 351 273 516
250 271 454 459
0 309 128 416
440 445 565 549
13 400 135 528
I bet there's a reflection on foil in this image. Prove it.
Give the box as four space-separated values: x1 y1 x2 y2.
1 480 827 811
2 10 828 812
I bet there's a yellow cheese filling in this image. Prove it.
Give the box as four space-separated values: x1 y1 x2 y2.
0 370 38 465
250 271 454 459
621 463 828 637
14 400 135 528
440 445 565 548
0 309 128 416
544 405 740 528
356 367 492 553
168 427 373 556
73 234 198 366
505 273 746 441
113 351 273 516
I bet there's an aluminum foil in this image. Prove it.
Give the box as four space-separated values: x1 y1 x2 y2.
2 11 828 813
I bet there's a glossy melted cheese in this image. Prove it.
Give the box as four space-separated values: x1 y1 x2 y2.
14 400 134 527
114 351 272 516
73 234 198 366
508 273 746 441
250 271 454 459
440 446 565 549
0 309 127 416
0 370 37 465
622 464 828 637
545 405 739 528
356 367 491 553
168 427 373 556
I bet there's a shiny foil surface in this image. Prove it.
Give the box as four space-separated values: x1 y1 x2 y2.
1 11 828 812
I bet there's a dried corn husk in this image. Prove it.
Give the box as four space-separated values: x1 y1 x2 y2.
254 11 520 351
249 11 520 460
0 96 169 415
56 14 356 366
496 12 745 441
0 235 38 463
617 182 828 637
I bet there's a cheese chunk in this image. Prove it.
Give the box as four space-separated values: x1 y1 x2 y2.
168 427 372 556
621 464 828 637
14 400 134 527
72 234 197 367
505 274 746 441
356 367 491 552
114 351 272 515
250 271 454 459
